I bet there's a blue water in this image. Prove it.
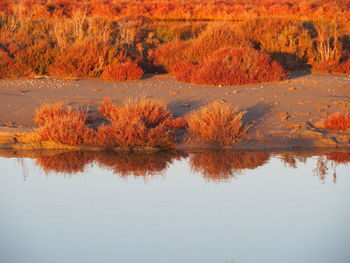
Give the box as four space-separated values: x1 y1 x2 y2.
0 151 349 263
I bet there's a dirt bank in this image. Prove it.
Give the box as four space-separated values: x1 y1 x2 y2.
0 72 349 150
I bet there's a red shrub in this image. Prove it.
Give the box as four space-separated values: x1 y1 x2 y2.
185 25 252 62
35 103 96 145
170 60 196 82
324 112 350 130
102 62 144 81
153 40 191 71
95 98 177 150
48 40 113 78
173 47 289 86
334 59 350 74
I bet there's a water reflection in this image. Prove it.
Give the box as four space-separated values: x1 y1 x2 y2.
190 151 270 181
36 151 186 177
5 150 348 182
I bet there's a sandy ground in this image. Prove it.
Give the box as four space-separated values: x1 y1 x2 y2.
0 72 349 149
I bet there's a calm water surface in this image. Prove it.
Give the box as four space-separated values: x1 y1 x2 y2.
0 151 349 263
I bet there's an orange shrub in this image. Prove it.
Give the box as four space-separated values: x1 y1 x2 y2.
153 40 191 71
35 103 96 145
154 25 251 72
47 40 111 78
324 112 350 130
34 102 66 126
184 24 252 62
170 60 196 82
172 47 289 86
187 102 248 145
334 59 350 74
102 62 144 81
96 98 178 150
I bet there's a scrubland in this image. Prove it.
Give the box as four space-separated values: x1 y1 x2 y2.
0 1 350 150
0 0 349 84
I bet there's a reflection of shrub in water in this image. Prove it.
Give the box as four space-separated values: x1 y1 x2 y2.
36 152 95 174
326 152 350 164
35 151 186 177
190 151 270 181
314 152 350 183
95 151 185 177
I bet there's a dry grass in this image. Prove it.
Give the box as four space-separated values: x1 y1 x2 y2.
324 112 350 130
187 102 248 145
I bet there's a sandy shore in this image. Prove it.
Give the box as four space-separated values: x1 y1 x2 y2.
0 72 349 150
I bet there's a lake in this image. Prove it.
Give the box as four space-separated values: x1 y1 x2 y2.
0 150 349 263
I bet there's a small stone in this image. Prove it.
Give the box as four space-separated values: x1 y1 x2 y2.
232 90 238 94
182 103 191 107
288 87 297 92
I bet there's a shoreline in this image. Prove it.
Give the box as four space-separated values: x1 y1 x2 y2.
0 125 349 152
0 73 349 151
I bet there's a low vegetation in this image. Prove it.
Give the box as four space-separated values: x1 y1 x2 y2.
34 98 188 150
35 103 96 146
323 112 350 130
34 99 249 150
171 47 289 85
186 102 248 145
1 1 349 83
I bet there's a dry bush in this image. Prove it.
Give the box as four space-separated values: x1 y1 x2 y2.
35 103 96 145
333 59 350 74
163 117 188 129
172 47 288 86
34 102 66 126
184 24 252 62
170 60 196 82
190 151 270 181
187 102 248 145
323 112 350 130
237 19 313 70
154 25 251 72
153 40 191 71
47 40 113 78
102 62 143 81
95 98 178 150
